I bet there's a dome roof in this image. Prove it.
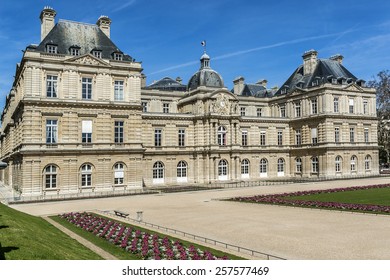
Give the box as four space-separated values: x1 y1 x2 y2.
188 52 224 91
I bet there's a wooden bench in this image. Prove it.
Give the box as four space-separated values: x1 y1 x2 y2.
114 210 129 218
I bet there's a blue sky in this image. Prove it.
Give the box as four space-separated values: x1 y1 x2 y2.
0 0 389 110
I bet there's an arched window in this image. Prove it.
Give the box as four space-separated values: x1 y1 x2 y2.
311 157 319 173
350 156 357 172
365 155 371 170
218 159 228 180
241 159 249 178
177 161 187 182
44 165 57 189
277 158 285 176
114 163 124 185
335 156 342 172
153 161 164 183
81 164 92 187
260 158 268 177
295 158 302 173
217 126 227 146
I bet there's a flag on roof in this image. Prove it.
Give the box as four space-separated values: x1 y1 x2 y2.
201 40 206 46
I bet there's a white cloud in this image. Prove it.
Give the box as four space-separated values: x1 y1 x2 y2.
112 0 137 13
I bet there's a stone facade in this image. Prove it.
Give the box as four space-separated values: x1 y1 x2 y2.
0 8 379 198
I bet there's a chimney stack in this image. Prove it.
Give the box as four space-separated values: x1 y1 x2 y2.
40 6 56 41
302 49 318 75
330 54 344 64
141 73 146 88
97 15 112 38
176 77 183 84
256 79 268 88
233 76 245 95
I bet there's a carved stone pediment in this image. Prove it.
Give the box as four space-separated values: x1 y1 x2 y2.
65 54 110 67
211 93 230 115
344 83 364 92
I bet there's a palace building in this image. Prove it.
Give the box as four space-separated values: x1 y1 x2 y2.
0 7 379 198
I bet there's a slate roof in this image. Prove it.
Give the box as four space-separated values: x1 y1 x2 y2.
145 77 187 91
241 84 271 98
275 58 358 96
33 20 133 61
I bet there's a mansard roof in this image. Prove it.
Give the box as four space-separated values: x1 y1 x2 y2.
241 84 273 98
275 58 358 96
145 77 187 91
34 20 133 61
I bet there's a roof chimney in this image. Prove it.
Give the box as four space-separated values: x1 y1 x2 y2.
97 15 112 38
256 79 268 88
330 54 344 64
302 49 318 75
176 77 183 84
233 76 245 95
40 6 57 41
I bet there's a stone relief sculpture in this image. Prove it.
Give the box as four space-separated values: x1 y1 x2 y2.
212 93 230 115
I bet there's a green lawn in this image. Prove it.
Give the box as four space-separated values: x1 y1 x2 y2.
285 187 390 205
0 203 103 260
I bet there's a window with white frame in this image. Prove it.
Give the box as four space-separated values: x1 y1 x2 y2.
114 81 124 101
113 52 123 61
241 159 249 177
177 161 187 180
335 127 340 143
242 130 248 146
81 164 92 187
295 158 302 173
46 44 57 54
82 120 92 143
280 104 286 117
46 119 58 144
295 129 301 145
256 108 262 117
44 165 57 189
46 75 58 98
114 121 124 143
260 131 266 146
70 47 80 56
277 158 285 176
153 161 164 181
260 158 268 176
350 156 357 171
349 98 354 113
364 128 369 143
363 99 368 114
311 127 318 145
142 102 148 112
311 157 319 173
178 128 185 147
277 131 283 146
295 102 301 117
218 159 228 179
154 128 162 147
114 163 124 185
365 155 371 170
334 97 339 113
82 77 92 99
240 107 246 116
92 50 102 58
311 98 318 114
350 127 355 143
217 126 227 146
335 156 342 172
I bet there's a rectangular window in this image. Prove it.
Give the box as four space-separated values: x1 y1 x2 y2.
311 99 318 114
81 174 92 187
350 127 355 143
46 45 57 54
114 121 124 143
70 48 80 56
256 108 262 117
240 107 246 116
242 130 248 146
349 98 354 114
277 131 283 146
114 53 123 61
46 75 58 98
92 50 102 58
260 131 266 146
154 128 162 147
178 128 185 147
335 127 340 143
334 97 339 113
163 103 169 113
296 129 301 146
280 105 286 117
46 120 58 144
82 120 92 143
364 128 369 143
363 99 368 114
311 127 318 145
295 102 301 117
142 102 148 112
82 78 92 99
114 81 124 101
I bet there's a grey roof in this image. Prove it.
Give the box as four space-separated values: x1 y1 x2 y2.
33 20 133 61
241 84 271 98
188 52 224 90
275 58 358 95
145 77 186 91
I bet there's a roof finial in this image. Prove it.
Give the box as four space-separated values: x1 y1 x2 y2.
201 40 206 54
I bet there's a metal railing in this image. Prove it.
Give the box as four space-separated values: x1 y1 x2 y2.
97 210 286 260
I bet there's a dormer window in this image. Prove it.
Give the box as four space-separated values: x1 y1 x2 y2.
92 50 102 59
69 46 80 56
46 44 58 54
112 52 123 61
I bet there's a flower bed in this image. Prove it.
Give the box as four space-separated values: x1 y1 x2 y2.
229 184 390 214
58 212 228 260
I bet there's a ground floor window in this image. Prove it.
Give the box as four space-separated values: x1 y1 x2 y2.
351 156 357 172
114 163 124 185
260 158 268 177
177 161 187 182
44 165 57 189
295 158 302 173
311 157 319 173
218 159 228 180
153 161 164 183
335 156 342 173
81 164 92 187
241 159 249 178
365 155 371 171
277 158 285 176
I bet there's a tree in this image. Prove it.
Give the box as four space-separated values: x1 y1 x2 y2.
368 70 390 164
